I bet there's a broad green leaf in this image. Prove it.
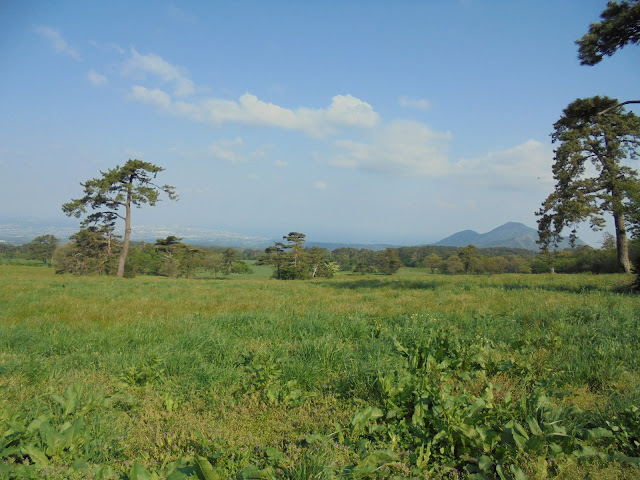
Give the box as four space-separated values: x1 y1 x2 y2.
468 398 486 416
478 455 493 472
264 446 285 462
351 462 378 478
510 464 530 480
366 449 399 463
130 461 153 480
526 416 543 436
573 445 598 458
587 427 613 440
415 443 431 470
513 432 528 450
549 442 563 455
495 464 507 480
21 444 49 465
534 456 548 478
26 415 48 435
525 434 545 452
194 455 220 480
236 465 274 479
39 421 62 456
167 470 191 480
351 406 383 432
514 422 529 440
59 417 86 451
456 422 478 440
608 452 640 465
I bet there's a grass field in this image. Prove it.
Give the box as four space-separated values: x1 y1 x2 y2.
1 265 639 479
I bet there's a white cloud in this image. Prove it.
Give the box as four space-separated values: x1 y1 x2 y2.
274 160 288 168
330 120 453 176
208 137 244 162
127 85 379 137
325 95 380 128
34 26 82 61
313 181 328 190
454 139 554 191
129 85 172 109
88 69 107 87
124 48 195 96
398 95 430 111
123 50 379 135
327 120 554 193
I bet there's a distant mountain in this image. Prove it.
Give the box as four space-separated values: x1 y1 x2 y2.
433 222 586 250
0 216 587 251
431 230 482 247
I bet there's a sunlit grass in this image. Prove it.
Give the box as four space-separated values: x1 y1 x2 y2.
1 265 638 477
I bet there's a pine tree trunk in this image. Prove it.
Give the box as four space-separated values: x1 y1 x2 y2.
613 210 631 273
117 193 132 278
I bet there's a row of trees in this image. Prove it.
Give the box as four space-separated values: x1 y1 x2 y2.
330 245 533 275
48 229 249 278
3 232 634 277
331 240 632 275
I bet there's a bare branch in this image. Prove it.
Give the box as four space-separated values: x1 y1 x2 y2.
598 100 640 116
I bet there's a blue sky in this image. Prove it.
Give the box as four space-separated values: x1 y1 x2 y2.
1 1 638 245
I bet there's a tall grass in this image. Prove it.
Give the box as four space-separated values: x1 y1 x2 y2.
1 265 638 478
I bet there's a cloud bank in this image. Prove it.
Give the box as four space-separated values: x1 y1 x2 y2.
130 86 380 137
124 50 379 137
330 120 453 176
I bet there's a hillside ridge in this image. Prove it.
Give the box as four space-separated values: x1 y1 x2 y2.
434 222 585 250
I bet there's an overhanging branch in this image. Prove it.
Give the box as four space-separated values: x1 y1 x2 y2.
598 100 640 116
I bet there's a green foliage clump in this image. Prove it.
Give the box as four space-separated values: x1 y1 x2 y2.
1 385 134 479
259 232 336 279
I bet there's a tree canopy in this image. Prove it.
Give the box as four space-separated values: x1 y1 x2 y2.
62 159 177 278
54 227 120 275
577 0 640 65
259 232 336 280
537 96 640 273
24 234 58 265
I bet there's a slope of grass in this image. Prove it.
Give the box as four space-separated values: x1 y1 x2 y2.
1 265 639 478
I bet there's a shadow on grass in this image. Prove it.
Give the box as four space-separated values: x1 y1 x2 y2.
317 277 637 295
317 278 441 291
500 282 636 295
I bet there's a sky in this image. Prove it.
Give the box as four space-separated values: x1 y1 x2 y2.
1 1 639 245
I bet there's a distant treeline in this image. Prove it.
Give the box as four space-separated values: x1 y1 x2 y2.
2 231 638 277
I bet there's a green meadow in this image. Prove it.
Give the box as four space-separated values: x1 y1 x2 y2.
1 265 640 479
